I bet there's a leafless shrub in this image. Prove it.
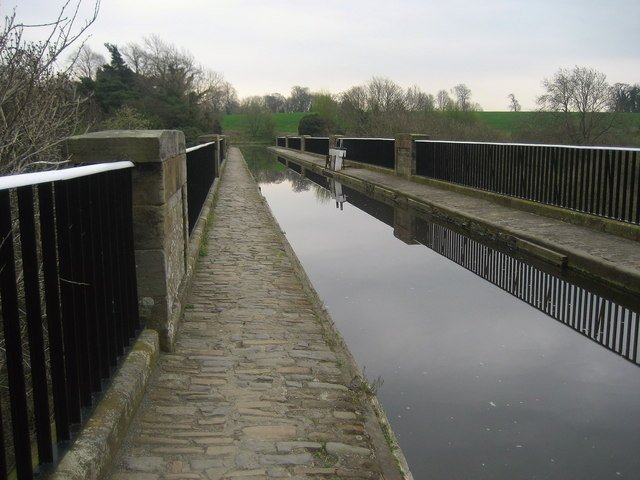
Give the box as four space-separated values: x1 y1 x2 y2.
0 1 100 174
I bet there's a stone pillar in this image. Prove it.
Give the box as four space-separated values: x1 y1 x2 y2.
395 133 429 179
285 136 290 149
393 207 417 245
301 135 309 152
329 135 344 149
64 130 187 351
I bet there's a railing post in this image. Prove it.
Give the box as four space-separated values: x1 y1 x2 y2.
301 135 309 152
330 135 344 149
65 130 187 351
395 133 429 179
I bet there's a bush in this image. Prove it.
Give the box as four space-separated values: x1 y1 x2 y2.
298 114 332 136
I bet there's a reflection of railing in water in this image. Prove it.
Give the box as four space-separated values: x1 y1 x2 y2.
276 155 640 365
415 219 640 365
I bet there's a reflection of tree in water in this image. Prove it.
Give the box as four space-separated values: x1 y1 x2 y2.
240 146 331 203
289 172 310 192
240 146 285 183
312 183 332 204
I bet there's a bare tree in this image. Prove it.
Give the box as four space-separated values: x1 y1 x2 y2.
70 44 105 79
610 83 640 113
287 86 312 112
122 42 147 75
0 1 100 174
451 83 472 111
435 89 453 110
340 85 368 112
196 69 237 113
366 76 405 112
508 93 521 112
263 93 286 113
537 66 613 144
405 85 434 112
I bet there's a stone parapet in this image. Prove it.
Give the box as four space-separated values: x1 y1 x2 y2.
65 130 188 350
395 133 429 179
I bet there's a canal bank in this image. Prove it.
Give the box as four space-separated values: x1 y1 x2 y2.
108 147 410 479
269 146 640 300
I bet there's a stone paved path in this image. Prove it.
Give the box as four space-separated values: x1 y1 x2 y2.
109 148 402 480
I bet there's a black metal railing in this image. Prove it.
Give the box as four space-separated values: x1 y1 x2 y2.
186 142 218 235
276 137 286 147
337 137 395 169
414 217 639 364
416 141 640 224
0 162 139 478
287 137 302 150
304 137 330 155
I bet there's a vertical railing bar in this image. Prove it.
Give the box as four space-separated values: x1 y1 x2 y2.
623 309 631 359
16 186 54 464
79 178 103 393
620 151 629 222
89 175 110 378
578 149 587 213
614 151 622 220
634 152 640 224
0 406 6 480
632 312 639 363
54 181 82 424
610 303 619 351
38 183 70 442
599 149 607 217
68 179 93 407
0 190 34 479
589 149 598 215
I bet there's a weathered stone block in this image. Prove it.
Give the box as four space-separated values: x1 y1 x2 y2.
395 133 429 179
65 130 185 164
134 250 168 297
131 154 186 206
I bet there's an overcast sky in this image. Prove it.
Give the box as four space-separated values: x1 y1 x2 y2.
4 0 639 110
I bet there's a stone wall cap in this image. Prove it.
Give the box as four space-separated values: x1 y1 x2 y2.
65 130 186 164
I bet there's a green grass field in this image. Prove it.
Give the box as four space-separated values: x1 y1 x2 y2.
222 112 307 136
476 112 540 131
223 111 640 145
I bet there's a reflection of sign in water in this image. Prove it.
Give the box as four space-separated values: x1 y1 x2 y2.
328 147 346 170
329 179 347 210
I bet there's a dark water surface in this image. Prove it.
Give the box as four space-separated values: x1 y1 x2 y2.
243 147 640 480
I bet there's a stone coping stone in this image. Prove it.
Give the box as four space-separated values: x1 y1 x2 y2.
65 130 186 164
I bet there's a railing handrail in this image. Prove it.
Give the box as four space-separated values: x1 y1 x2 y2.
185 141 217 154
415 139 640 153
340 137 395 141
0 161 134 191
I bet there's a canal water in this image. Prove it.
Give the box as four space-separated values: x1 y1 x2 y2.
242 147 640 480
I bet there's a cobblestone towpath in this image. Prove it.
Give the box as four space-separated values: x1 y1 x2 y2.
109 148 406 480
